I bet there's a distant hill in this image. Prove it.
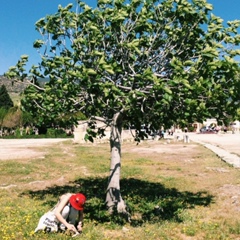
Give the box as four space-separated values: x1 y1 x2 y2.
0 75 27 94
0 75 49 94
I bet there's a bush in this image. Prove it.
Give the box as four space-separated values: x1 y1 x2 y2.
1 127 73 139
46 128 67 138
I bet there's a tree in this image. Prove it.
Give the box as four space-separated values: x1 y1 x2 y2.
0 85 14 109
5 0 240 218
1 106 34 130
2 106 22 129
0 107 8 133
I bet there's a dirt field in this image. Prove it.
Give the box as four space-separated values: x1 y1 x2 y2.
0 133 239 160
0 138 69 160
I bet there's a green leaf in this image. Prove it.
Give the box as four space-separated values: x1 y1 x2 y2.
98 56 106 65
84 5 92 12
33 40 44 48
98 0 112 4
182 79 192 89
87 69 97 75
163 87 172 95
21 55 29 60
35 18 45 28
184 60 194 66
205 3 213 10
89 25 99 31
105 68 114 75
202 47 218 58
93 50 104 56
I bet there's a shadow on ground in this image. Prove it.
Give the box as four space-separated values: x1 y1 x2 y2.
22 177 214 225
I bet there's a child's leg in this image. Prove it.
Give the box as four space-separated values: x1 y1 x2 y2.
67 207 79 226
59 205 70 230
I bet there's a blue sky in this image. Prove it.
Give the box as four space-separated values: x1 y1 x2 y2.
0 0 239 75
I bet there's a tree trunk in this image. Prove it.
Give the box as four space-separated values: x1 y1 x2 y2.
106 112 129 219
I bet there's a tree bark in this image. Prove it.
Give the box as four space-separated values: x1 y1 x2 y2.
106 112 129 218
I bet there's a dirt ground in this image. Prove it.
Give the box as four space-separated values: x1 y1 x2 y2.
0 132 239 160
0 138 69 160
1 135 240 204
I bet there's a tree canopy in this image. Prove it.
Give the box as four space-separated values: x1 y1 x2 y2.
0 85 14 109
5 0 240 215
6 0 240 132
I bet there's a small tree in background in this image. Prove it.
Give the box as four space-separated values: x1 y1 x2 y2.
0 85 13 109
0 85 14 135
0 107 8 134
2 106 22 129
5 0 240 218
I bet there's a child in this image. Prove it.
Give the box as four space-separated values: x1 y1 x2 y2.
35 193 86 234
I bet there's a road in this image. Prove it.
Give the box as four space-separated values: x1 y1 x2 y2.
189 132 240 156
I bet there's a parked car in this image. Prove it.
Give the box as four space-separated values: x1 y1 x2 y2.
200 126 218 133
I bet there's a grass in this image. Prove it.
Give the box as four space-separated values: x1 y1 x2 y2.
0 140 240 239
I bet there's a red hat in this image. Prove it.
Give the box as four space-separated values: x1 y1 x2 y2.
69 193 86 210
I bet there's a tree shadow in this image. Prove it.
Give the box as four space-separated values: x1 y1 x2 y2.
21 177 214 226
